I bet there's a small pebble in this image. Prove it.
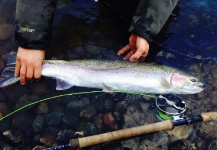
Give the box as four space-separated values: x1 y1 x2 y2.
2 130 24 148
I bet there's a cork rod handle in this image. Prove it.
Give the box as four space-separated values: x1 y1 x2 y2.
70 120 173 149
201 112 217 122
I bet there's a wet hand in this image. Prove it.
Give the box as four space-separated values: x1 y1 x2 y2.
15 47 45 85
117 33 149 62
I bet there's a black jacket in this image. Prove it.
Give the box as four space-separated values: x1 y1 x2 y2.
15 0 179 50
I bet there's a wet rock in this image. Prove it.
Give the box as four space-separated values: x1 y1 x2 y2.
98 98 115 113
212 79 217 89
43 127 60 138
114 101 127 121
168 139 191 150
36 102 49 114
199 121 217 139
93 114 103 130
84 122 99 136
62 111 80 127
32 115 45 132
75 131 84 136
15 94 40 112
188 63 203 74
33 134 41 143
205 84 213 93
114 101 127 114
103 113 116 130
210 91 217 106
80 106 97 120
0 91 7 102
4 84 31 104
208 140 217 150
211 65 217 76
123 94 144 111
32 145 47 150
66 96 90 111
207 75 214 84
191 91 206 100
31 82 48 96
123 106 146 128
0 119 11 132
0 46 9 57
57 129 76 143
45 111 62 126
0 24 14 40
0 112 4 119
199 102 213 112
40 136 58 147
140 139 157 150
145 111 157 124
168 125 193 140
196 92 206 100
0 57 5 71
101 141 125 150
2 130 24 148
203 63 211 74
48 98 63 112
0 142 14 150
0 102 10 115
13 113 34 131
0 18 7 24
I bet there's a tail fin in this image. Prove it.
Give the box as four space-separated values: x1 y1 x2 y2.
0 52 20 88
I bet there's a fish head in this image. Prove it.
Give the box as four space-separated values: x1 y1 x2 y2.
170 72 204 94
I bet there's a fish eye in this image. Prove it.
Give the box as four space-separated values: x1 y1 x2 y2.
190 78 197 82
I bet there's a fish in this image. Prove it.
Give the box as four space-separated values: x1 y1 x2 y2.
0 52 204 94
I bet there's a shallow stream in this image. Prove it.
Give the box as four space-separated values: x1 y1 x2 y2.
0 0 216 149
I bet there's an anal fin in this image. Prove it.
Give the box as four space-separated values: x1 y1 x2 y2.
102 83 113 93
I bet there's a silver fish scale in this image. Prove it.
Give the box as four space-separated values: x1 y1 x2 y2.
0 54 203 94
43 60 174 73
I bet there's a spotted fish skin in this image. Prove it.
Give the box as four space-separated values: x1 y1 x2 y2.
0 52 204 94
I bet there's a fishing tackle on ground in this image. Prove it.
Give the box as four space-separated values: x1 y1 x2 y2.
156 95 186 120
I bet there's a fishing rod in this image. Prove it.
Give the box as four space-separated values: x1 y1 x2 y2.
43 111 217 150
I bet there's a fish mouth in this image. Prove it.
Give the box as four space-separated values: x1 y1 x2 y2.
194 82 204 90
197 82 204 88
186 82 204 94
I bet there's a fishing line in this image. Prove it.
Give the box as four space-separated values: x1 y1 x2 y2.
0 90 157 121
98 0 217 62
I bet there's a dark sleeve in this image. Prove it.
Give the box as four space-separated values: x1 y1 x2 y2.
15 0 57 50
129 0 179 42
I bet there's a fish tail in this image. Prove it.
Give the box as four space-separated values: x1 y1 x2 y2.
0 52 20 88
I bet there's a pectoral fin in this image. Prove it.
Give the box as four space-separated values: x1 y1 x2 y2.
56 79 73 90
160 78 172 89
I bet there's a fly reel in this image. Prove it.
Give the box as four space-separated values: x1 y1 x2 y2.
156 95 186 120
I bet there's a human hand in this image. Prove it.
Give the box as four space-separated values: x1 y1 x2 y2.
117 33 149 62
15 47 45 85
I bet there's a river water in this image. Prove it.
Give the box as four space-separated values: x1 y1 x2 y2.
0 0 217 149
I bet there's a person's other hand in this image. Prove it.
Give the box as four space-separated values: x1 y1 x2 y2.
117 33 149 62
15 47 45 85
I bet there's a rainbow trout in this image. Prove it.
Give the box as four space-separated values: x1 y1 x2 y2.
0 52 203 94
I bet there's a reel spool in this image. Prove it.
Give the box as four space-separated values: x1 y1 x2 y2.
156 95 186 120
